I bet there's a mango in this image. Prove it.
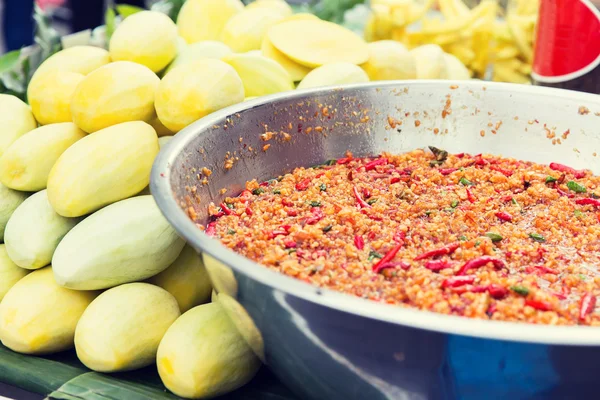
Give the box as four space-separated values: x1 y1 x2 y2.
4 190 80 270
261 35 312 82
297 62 369 89
0 123 85 191
47 121 159 217
157 302 261 399
224 53 293 97
177 0 244 44
0 245 29 301
410 44 448 79
149 245 212 313
221 8 285 53
211 290 218 302
109 11 178 73
52 195 185 290
75 283 180 372
70 61 160 133
155 59 244 132
361 40 417 81
0 183 28 243
148 116 174 137
0 95 37 157
444 53 471 80
246 0 292 17
0 267 97 354
165 41 232 75
31 45 110 77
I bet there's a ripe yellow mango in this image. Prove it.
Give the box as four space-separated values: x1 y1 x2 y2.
246 0 292 17
0 184 28 242
0 245 29 301
177 0 244 43
221 8 285 53
261 36 312 82
149 116 174 137
165 41 232 75
157 302 261 399
0 267 97 354
47 121 159 217
149 245 212 313
155 59 244 132
0 95 37 157
223 53 293 97
361 40 417 81
52 196 185 290
109 11 178 73
4 190 80 270
0 123 85 191
70 61 160 133
75 283 180 372
297 62 369 89
31 46 110 77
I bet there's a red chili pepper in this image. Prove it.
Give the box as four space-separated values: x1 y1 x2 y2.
440 168 458 175
556 188 574 198
415 242 460 261
576 198 600 207
495 211 512 222
283 239 296 248
347 170 354 181
362 187 371 198
295 178 311 191
525 299 553 311
259 181 270 187
305 208 324 225
282 198 294 207
466 188 476 203
354 235 364 250
488 284 509 299
490 166 513 177
372 243 403 273
240 190 252 198
364 158 388 171
455 153 465 158
205 222 217 236
393 231 406 243
220 203 234 216
211 211 225 219
245 207 253 216
424 259 452 272
501 195 513 202
368 231 377 240
315 172 325 178
285 208 298 217
337 157 353 164
442 275 476 288
390 177 401 184
268 230 288 239
579 292 596 320
373 261 410 273
353 186 372 208
475 156 488 166
487 303 497 315
549 162 586 178
526 265 558 275
457 256 506 275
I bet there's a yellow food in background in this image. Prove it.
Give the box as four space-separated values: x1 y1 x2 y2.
75 283 180 372
224 53 294 97
410 44 448 79
149 245 212 313
47 121 158 217
0 184 28 243
245 0 292 17
297 62 369 89
221 8 285 53
4 190 80 270
109 11 178 73
148 116 175 137
261 35 312 82
157 302 261 399
268 19 369 68
361 40 417 81
0 267 97 354
155 59 244 132
70 61 159 133
165 41 233 75
0 245 29 301
0 95 37 158
443 52 471 80
52 195 185 290
177 0 244 44
30 45 110 77
0 123 85 191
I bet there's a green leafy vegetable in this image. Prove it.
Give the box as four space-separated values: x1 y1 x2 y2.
0 51 21 75
116 4 145 18
567 181 586 193
545 176 557 183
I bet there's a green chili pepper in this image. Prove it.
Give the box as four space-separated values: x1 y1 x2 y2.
310 201 322 207
252 187 265 195
458 235 467 241
510 286 529 296
322 225 333 233
459 177 474 186
368 250 383 261
451 200 459 208
227 229 236 235
567 181 587 193
545 176 557 183
574 210 584 218
529 233 546 242
367 198 378 205
475 241 481 247
486 232 503 242
273 189 281 194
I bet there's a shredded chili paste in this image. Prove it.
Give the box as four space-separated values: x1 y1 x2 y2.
210 148 600 326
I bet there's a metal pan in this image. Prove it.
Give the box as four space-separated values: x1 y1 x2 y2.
151 81 600 400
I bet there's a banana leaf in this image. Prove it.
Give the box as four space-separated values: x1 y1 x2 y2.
0 344 297 400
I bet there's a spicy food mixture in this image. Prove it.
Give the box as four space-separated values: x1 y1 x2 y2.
208 148 600 326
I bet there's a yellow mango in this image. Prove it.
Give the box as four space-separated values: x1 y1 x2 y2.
261 35 312 82
165 41 233 75
75 283 180 372
0 267 98 354
109 11 178 73
149 116 174 137
155 59 244 132
246 0 292 17
361 40 417 81
297 62 369 89
177 0 244 44
0 183 28 242
4 190 80 270
268 19 369 67
31 46 110 77
221 8 285 53
223 53 293 97
157 302 261 399
0 123 85 191
0 95 37 157
70 61 160 133
211 290 218 302
47 121 159 217
149 245 212 313
0 245 29 301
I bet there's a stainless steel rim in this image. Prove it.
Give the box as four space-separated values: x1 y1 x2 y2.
151 80 600 346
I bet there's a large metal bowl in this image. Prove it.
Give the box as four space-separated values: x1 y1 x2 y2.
151 81 600 400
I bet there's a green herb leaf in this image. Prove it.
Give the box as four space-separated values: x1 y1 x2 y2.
0 50 21 75
367 198 378 205
227 229 236 235
458 235 467 241
273 189 281 194
475 241 481 246
322 225 333 233
252 187 265 195
310 201 322 207
105 7 117 40
529 233 546 242
368 250 383 261
451 200 459 208
459 177 474 186
510 285 529 296
486 232 503 242
319 183 327 192
116 4 145 18
567 181 587 193
545 176 557 183
425 210 434 216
